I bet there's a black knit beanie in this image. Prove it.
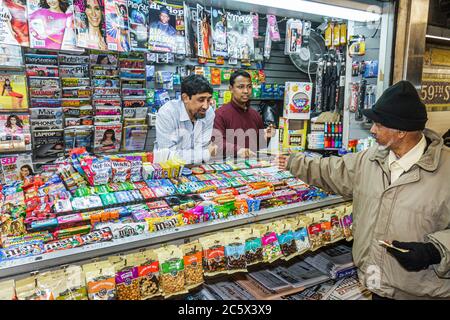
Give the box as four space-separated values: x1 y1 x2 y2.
362 80 428 131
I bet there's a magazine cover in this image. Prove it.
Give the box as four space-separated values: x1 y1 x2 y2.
196 4 211 59
211 8 227 58
61 98 90 107
64 125 93 151
30 98 61 108
0 44 23 67
0 75 28 111
28 77 60 89
32 129 65 161
0 114 31 152
58 53 89 64
74 0 107 50
94 123 122 153
148 1 182 53
123 106 147 118
104 0 130 52
0 153 33 184
128 0 149 51
64 105 93 126
60 65 89 77
0 0 29 46
90 51 118 65
93 78 119 88
30 107 63 119
226 12 254 60
26 65 59 77
27 0 74 49
62 87 91 98
61 77 90 87
31 118 64 130
24 53 58 65
122 124 147 151
29 87 61 99
183 3 196 57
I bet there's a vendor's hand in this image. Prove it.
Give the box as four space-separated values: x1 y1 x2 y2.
386 241 442 272
237 148 256 158
272 154 290 171
264 124 276 140
208 143 218 157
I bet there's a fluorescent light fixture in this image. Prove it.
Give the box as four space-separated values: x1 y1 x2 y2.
231 0 381 22
426 34 450 42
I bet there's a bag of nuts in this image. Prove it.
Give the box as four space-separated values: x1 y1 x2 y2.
131 250 161 300
289 216 311 256
255 224 283 263
155 245 187 298
305 212 326 251
115 262 140 300
199 235 227 277
339 204 353 241
181 241 204 290
274 221 297 261
224 232 247 273
83 261 116 300
241 227 264 266
55 266 88 300
0 279 16 300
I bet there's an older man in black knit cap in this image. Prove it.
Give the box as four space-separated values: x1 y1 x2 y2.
275 81 450 300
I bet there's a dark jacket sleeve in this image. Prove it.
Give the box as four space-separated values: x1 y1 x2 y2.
213 110 238 157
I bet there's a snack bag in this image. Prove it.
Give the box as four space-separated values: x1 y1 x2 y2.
224 232 247 273
306 214 325 251
91 158 113 186
131 250 161 300
16 276 52 300
84 261 116 300
291 217 311 255
115 264 140 300
155 245 187 298
181 241 204 290
256 224 283 263
199 235 227 276
340 204 353 241
55 266 88 300
324 208 344 243
241 227 263 266
0 280 16 300
275 221 297 260
111 159 132 183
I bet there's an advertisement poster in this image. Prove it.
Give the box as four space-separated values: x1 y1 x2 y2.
226 12 254 60
127 0 149 51
94 124 122 153
105 0 130 52
0 114 31 152
0 75 28 111
211 7 227 58
74 0 107 50
27 0 77 50
148 0 182 53
0 0 29 46
0 153 33 184
196 4 212 59
32 129 65 161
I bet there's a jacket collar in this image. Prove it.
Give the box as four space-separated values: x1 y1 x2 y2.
179 100 192 122
369 128 444 172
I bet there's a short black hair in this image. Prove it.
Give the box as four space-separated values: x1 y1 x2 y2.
230 70 252 86
181 74 213 98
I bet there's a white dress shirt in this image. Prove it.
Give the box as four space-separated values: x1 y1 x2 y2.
388 134 427 184
154 99 215 164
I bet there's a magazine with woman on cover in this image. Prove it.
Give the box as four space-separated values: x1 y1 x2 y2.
0 75 27 110
0 0 29 46
226 12 254 60
211 7 227 58
127 0 149 51
94 123 122 153
0 114 31 152
104 0 130 52
196 4 212 59
74 0 107 50
27 0 77 50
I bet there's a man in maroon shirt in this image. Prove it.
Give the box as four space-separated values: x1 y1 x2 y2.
213 70 275 158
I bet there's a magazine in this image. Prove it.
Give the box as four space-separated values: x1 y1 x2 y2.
304 243 354 279
0 114 31 152
29 87 61 99
247 269 292 292
27 0 77 50
63 105 93 127
30 98 61 108
94 115 121 124
196 4 212 59
91 66 120 77
0 75 28 111
32 129 65 162
90 51 118 65
61 98 91 107
211 8 227 58
94 124 122 153
30 107 63 119
269 261 330 289
93 87 121 96
64 125 93 151
31 118 64 130
0 44 23 67
148 1 182 53
0 0 29 46
60 65 90 78
104 0 130 52
122 124 147 151
24 53 58 65
93 98 121 107
62 87 91 99
226 12 254 60
122 99 145 108
28 77 60 89
123 107 147 118
0 153 33 184
26 65 59 77
284 279 337 300
92 78 120 88
58 53 89 65
127 0 149 51
61 77 90 87
74 0 107 50
322 275 371 300
95 105 121 116
183 3 197 57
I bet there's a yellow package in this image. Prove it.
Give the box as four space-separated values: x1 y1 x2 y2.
146 214 184 233
340 23 347 45
0 279 15 300
324 22 333 47
333 22 340 46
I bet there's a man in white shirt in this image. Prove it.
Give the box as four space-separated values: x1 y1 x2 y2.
154 75 218 164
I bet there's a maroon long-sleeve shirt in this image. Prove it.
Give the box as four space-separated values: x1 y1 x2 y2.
213 101 266 157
